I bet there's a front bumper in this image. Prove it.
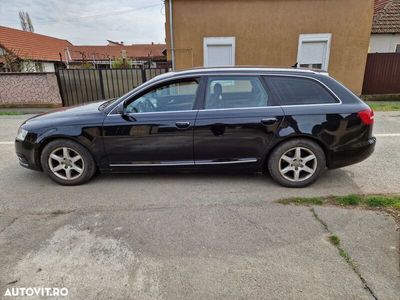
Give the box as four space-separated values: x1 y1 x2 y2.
15 139 41 171
328 137 376 169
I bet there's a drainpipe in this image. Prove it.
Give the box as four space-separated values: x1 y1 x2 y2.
169 0 175 71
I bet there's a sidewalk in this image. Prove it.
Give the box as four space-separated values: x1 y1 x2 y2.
0 108 53 114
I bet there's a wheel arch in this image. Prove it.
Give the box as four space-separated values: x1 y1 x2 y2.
261 135 330 172
36 135 95 171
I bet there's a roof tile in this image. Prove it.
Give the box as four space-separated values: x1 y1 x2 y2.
0 26 71 61
372 0 400 33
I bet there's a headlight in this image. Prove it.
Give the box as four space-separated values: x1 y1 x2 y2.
16 128 28 141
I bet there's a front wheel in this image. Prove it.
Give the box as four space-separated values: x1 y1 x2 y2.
40 139 96 186
267 139 326 188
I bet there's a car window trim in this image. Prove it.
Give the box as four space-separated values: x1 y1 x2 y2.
108 73 342 115
107 109 198 117
263 74 342 106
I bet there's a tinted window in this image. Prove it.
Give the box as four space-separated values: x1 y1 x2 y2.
205 76 269 109
125 80 198 113
267 76 337 105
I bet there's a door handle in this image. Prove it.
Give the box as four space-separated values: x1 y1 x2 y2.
261 118 278 126
175 121 191 129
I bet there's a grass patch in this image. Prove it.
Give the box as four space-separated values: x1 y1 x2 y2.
364 196 400 208
341 194 400 209
279 194 400 225
366 101 400 111
0 111 23 115
279 196 324 205
336 195 360 206
329 234 340 246
338 248 353 265
281 194 400 210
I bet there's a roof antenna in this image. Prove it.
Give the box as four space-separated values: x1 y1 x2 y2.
292 62 298 68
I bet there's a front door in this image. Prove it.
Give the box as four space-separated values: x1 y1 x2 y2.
194 75 284 167
102 78 200 166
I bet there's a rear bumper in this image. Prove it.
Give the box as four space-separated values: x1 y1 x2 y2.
15 139 41 171
328 137 376 169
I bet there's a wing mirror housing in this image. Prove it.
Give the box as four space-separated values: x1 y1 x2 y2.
118 101 128 115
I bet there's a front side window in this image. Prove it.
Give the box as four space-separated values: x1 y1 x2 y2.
125 80 199 113
205 76 269 109
267 76 337 105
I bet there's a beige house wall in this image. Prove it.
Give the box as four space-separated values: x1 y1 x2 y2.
166 0 374 95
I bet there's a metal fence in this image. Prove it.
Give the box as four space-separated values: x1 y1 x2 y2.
56 68 169 106
362 53 400 95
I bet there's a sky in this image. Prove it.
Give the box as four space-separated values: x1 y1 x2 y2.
0 0 166 45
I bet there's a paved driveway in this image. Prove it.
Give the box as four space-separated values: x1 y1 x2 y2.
0 112 399 299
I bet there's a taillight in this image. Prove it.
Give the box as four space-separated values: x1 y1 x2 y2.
358 108 374 125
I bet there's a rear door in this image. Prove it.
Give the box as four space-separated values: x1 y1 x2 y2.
193 75 285 168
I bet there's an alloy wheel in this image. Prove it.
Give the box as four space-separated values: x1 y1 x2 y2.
48 147 85 180
278 147 317 182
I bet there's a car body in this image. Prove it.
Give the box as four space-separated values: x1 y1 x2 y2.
15 67 376 187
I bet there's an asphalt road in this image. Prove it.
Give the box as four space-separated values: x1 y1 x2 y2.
0 112 399 299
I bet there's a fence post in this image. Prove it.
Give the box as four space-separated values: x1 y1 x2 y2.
141 66 147 84
98 69 106 99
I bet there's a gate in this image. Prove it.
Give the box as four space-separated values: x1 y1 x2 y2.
362 53 400 95
56 68 169 106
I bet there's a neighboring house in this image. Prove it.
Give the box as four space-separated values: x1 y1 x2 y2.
165 0 374 94
369 0 400 53
67 43 168 68
0 26 71 72
0 25 169 72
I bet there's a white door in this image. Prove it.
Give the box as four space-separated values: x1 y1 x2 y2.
204 37 235 67
297 34 332 71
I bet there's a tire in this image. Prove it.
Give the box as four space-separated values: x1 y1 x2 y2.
267 138 326 188
40 139 96 186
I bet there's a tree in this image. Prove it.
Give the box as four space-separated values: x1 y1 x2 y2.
0 49 35 72
19 11 34 32
112 57 131 69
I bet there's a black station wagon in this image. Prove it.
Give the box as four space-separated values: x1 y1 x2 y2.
15 67 376 187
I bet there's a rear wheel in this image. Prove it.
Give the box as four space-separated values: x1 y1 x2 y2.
40 139 96 185
268 139 326 188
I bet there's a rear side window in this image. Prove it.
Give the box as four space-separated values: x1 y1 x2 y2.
205 76 270 109
266 76 338 105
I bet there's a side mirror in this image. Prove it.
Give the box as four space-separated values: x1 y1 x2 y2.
119 102 137 121
119 102 128 115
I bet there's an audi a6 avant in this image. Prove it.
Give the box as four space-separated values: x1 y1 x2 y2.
15 67 376 187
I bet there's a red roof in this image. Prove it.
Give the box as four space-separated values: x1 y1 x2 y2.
0 25 166 63
372 0 400 33
0 26 72 62
374 0 392 14
69 44 167 61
